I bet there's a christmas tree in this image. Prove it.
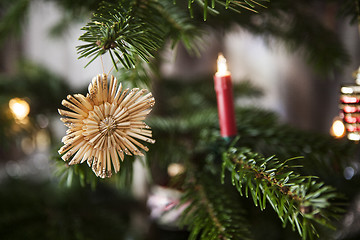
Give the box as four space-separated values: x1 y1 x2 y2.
0 0 360 239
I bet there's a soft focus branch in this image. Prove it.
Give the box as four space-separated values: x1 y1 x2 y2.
179 172 252 240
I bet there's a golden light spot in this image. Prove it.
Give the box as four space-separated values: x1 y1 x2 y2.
9 98 30 121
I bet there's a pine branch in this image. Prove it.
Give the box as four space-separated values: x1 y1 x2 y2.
113 55 157 88
222 147 344 240
339 0 360 24
77 0 204 74
77 0 164 69
247 1 349 72
158 0 204 55
179 171 252 240
234 107 355 179
0 0 29 44
187 0 269 20
146 110 218 166
186 0 350 72
0 179 135 239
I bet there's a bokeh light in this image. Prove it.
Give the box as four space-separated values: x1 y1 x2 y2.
9 98 30 121
330 118 346 138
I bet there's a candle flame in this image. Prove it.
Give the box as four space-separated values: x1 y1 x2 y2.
216 53 229 76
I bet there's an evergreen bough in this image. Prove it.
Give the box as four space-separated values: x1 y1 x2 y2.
1 0 359 239
222 147 342 240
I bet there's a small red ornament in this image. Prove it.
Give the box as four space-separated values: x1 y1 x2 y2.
340 68 360 140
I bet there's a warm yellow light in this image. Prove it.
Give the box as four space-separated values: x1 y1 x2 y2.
330 119 346 138
9 98 30 121
167 163 185 177
216 53 230 76
348 133 360 141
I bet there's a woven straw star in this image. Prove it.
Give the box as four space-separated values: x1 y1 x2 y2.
58 74 155 178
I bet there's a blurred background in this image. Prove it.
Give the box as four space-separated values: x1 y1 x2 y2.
1 0 360 239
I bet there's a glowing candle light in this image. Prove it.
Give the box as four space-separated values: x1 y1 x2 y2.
330 118 346 138
214 54 237 138
9 98 30 121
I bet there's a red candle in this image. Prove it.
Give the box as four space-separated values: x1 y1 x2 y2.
214 54 237 138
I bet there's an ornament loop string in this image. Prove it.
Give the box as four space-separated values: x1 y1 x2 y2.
100 55 105 74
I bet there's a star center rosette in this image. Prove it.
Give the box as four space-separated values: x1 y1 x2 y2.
58 74 155 178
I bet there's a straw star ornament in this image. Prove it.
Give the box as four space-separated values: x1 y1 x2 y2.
58 74 155 178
